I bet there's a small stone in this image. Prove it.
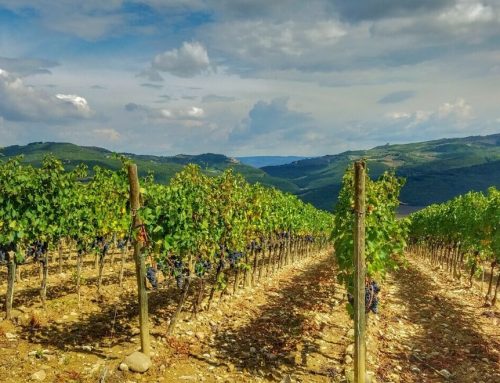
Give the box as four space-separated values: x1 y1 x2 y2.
346 343 354 355
226 363 235 372
481 358 489 363
347 329 355 338
5 332 17 340
81 345 92 351
119 362 129 372
439 369 452 379
130 328 140 336
31 370 46 381
123 351 151 373
249 347 256 353
410 366 421 373
345 355 353 364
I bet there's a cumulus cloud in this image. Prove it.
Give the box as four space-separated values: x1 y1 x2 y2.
203 20 346 72
231 98 314 145
438 98 472 119
438 1 495 24
150 42 211 77
385 98 474 134
0 68 93 122
55 94 91 113
200 1 500 75
124 102 205 123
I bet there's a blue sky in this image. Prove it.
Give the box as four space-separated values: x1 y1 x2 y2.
0 0 499 156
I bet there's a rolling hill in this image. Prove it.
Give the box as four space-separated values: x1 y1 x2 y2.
262 133 500 210
1 133 499 212
0 142 299 194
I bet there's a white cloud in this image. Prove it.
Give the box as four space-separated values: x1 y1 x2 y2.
439 1 495 24
385 98 475 138
230 97 316 153
125 102 205 124
438 98 472 119
55 94 92 114
203 19 346 69
151 42 211 77
0 68 93 122
386 112 412 120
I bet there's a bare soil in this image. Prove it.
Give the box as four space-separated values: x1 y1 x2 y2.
0 250 498 383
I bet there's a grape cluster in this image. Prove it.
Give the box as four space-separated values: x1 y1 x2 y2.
173 259 188 289
347 280 381 314
366 281 380 314
117 239 127 250
0 243 15 264
228 251 243 268
0 249 8 264
26 241 48 263
146 266 158 289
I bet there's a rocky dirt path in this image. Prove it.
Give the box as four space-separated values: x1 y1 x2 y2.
137 251 351 383
373 256 500 383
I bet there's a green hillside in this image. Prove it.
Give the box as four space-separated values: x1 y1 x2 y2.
2 134 499 212
0 142 299 194
262 133 500 210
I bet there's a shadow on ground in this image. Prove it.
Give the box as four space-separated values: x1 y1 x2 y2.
382 261 499 382
211 256 346 378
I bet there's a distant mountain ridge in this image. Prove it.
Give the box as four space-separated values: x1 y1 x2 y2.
262 133 500 210
237 156 308 168
1 133 499 211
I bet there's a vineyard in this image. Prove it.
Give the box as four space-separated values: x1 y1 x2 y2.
0 156 499 383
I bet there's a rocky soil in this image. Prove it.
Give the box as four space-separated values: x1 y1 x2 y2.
0 250 498 383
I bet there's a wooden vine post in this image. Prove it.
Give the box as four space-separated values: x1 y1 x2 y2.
353 160 366 383
127 163 151 357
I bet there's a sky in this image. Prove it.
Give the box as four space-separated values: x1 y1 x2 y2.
0 0 499 156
